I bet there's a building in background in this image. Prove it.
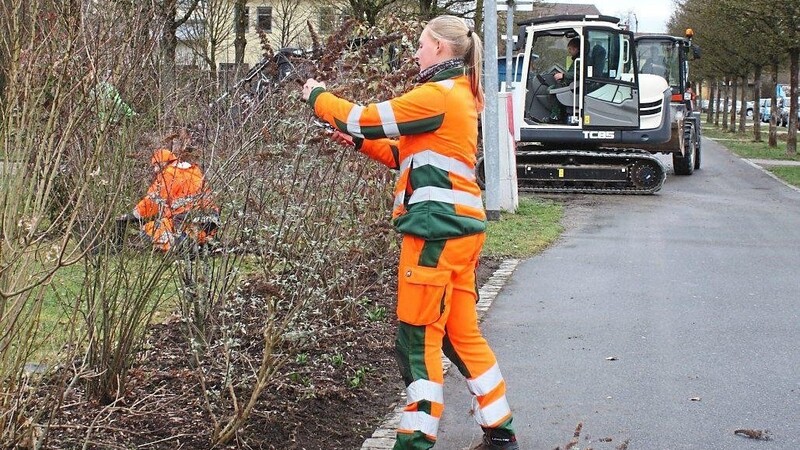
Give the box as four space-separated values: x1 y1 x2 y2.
176 0 346 73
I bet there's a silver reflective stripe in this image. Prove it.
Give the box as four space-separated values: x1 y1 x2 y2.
412 150 476 181
398 411 440 437
148 193 168 207
466 363 503 396
471 395 511 427
154 229 174 245
393 191 405 210
171 194 201 209
399 153 413 173
436 79 455 90
377 101 400 137
406 379 444 404
347 105 365 138
408 186 483 210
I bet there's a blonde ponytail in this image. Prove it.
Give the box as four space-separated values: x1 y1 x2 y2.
426 15 484 111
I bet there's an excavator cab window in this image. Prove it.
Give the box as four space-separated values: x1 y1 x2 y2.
637 40 683 95
524 28 583 125
580 28 639 128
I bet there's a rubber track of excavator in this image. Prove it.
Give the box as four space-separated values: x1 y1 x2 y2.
514 148 667 194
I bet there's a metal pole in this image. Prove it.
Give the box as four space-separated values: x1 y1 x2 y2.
504 0 515 92
484 0 501 220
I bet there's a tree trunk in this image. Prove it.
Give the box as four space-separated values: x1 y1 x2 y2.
770 61 778 147
714 80 721 126
160 2 179 118
788 48 798 157
0 0 24 119
738 75 747 133
474 0 484 37
0 26 7 115
706 80 715 124
234 0 247 65
419 0 436 20
729 78 737 132
722 77 730 130
753 66 762 142
365 8 377 26
696 79 703 113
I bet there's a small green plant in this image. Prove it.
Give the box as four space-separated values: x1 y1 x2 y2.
349 367 370 388
366 305 387 322
330 353 344 367
295 353 309 365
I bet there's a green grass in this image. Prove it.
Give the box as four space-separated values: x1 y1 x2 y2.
769 166 800 186
701 123 800 187
701 124 800 161
28 198 562 361
484 196 563 258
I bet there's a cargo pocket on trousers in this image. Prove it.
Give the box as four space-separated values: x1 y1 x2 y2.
397 265 451 326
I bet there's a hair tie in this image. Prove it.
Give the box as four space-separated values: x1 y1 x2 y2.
467 29 473 38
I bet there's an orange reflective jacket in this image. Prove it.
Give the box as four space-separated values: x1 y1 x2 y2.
134 162 217 220
309 67 486 240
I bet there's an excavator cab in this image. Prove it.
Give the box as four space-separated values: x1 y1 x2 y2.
523 23 637 129
513 15 670 145
485 15 674 194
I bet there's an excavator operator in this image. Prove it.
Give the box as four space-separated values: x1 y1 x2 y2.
545 37 580 123
554 37 580 86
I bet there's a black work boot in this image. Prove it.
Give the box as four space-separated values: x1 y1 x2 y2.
473 428 519 450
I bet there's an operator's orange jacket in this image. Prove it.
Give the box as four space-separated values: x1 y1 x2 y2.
133 161 217 222
308 67 486 239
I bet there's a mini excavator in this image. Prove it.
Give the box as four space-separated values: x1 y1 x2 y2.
479 15 676 194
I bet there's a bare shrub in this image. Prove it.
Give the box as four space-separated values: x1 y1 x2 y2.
172 17 421 447
0 1 164 446
3 3 423 447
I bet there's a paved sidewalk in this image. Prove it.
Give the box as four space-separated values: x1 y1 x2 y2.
748 158 800 166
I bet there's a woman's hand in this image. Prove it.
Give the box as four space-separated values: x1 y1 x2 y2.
302 79 326 101
331 130 354 147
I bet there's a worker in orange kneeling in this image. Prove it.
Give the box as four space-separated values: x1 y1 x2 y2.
127 148 219 252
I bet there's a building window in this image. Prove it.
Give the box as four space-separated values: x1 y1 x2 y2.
257 6 272 33
232 7 249 32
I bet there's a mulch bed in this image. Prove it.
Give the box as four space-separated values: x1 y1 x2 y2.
42 256 503 449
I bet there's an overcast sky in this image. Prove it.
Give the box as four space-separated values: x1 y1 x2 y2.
549 0 676 33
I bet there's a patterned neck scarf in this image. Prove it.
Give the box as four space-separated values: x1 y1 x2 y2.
415 59 465 83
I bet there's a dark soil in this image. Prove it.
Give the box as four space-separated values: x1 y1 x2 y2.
44 256 503 450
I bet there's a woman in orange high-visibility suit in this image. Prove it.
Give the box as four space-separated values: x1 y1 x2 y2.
132 149 219 251
302 15 519 450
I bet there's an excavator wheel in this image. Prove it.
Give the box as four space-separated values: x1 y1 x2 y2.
631 159 663 190
694 126 702 169
673 125 696 175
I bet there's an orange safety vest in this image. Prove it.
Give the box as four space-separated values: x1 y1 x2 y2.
310 67 486 240
133 161 218 250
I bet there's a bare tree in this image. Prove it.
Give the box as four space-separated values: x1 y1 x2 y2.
155 0 201 116
181 0 236 80
233 0 247 64
273 0 313 48
348 0 398 25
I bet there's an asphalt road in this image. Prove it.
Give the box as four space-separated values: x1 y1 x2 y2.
435 137 800 449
